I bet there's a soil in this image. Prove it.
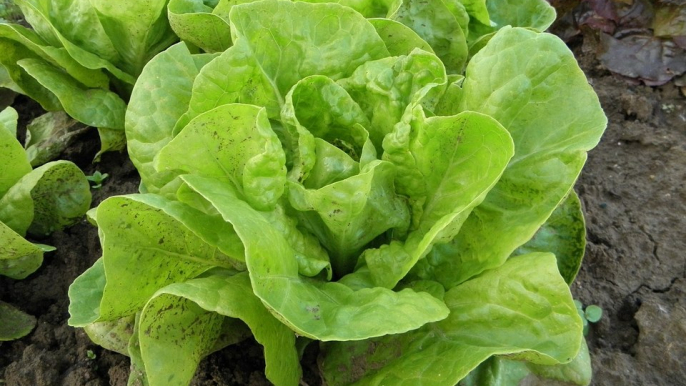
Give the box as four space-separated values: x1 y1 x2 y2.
1 38 685 386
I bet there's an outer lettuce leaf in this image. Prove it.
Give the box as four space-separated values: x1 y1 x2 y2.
0 110 32 197
359 109 513 289
460 357 529 386
68 258 106 327
126 43 215 195
140 271 301 386
526 337 592 386
513 191 586 285
181 175 449 341
320 253 583 386
0 38 62 110
24 111 88 167
462 338 592 386
0 23 110 89
139 293 224 386
15 0 174 81
0 300 36 341
419 27 607 288
18 59 125 131
83 194 243 323
15 0 136 84
83 315 135 356
466 0 556 50
0 160 91 236
180 0 390 125
0 105 18 136
0 221 43 280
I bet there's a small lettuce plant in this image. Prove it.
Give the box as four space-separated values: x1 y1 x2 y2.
68 1 607 385
0 106 91 340
0 0 177 155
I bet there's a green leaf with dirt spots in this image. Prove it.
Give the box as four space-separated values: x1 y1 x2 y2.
0 220 43 279
125 43 217 197
140 271 301 386
0 107 32 198
181 174 449 341
320 253 583 386
24 111 88 167
84 315 136 356
417 27 607 288
156 103 287 211
0 160 91 236
87 194 245 322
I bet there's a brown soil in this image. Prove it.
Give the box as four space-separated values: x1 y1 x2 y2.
1 40 685 386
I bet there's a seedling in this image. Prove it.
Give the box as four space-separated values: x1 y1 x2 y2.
86 171 109 189
575 300 604 335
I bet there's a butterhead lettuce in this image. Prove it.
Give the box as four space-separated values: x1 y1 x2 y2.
68 1 607 385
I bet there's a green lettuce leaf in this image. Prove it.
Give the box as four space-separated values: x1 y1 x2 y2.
289 160 410 274
180 0 390 125
418 27 607 288
181 174 449 341
0 103 18 136
0 109 32 198
0 220 43 279
320 253 583 385
0 23 110 89
126 43 216 195
513 191 586 284
24 111 88 167
157 103 287 211
0 160 91 236
85 194 243 323
368 18 434 56
18 58 125 131
387 0 469 73
337 49 447 149
0 300 36 341
140 271 301 386
359 109 514 288
167 0 233 52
